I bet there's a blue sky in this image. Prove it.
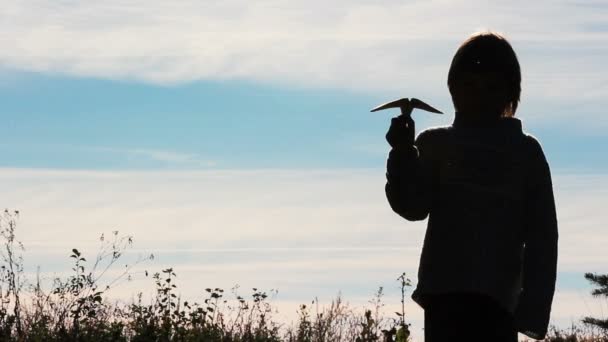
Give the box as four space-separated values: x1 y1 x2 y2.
1 1 608 340
1 73 385 169
2 72 607 171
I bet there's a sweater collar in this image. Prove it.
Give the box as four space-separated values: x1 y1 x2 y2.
452 111 522 133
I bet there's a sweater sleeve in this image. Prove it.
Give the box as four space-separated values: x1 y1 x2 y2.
385 130 434 221
514 137 559 340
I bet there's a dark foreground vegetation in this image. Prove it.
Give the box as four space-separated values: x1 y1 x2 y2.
0 210 606 341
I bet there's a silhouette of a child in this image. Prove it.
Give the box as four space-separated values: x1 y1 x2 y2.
385 32 558 341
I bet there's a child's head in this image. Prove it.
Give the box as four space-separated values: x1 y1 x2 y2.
448 31 521 118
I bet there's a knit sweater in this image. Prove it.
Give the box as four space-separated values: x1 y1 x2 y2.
385 112 558 340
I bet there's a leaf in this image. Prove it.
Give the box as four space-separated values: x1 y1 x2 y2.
396 325 410 342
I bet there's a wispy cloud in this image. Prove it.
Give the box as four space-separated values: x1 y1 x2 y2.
1 0 606 103
2 143 218 168
2 167 605 267
110 147 216 167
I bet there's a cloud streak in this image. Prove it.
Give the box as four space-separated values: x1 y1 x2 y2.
98 146 217 167
2 167 605 267
1 0 607 104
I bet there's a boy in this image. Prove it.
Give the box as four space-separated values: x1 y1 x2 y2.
385 32 558 341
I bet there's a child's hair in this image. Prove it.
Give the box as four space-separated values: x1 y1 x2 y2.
447 31 521 117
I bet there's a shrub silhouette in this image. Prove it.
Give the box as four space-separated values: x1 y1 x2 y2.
0 209 605 341
582 273 608 334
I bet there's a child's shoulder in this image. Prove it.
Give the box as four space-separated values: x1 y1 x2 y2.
415 125 453 144
412 126 453 155
522 132 545 152
521 132 550 165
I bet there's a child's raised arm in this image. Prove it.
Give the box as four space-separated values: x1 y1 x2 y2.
385 116 435 221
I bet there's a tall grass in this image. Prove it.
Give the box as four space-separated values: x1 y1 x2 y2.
0 209 605 341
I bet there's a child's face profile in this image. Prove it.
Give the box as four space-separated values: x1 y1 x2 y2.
450 70 511 118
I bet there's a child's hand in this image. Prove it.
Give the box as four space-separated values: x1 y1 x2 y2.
385 115 415 149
